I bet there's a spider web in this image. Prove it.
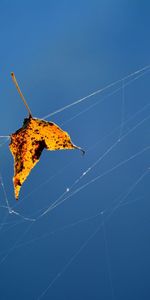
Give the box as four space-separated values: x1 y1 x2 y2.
0 65 150 299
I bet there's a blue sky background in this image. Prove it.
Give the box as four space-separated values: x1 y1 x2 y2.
0 1 150 299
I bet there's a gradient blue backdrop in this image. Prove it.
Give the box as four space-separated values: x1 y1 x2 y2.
0 1 150 299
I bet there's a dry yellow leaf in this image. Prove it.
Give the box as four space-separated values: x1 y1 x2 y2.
9 116 84 199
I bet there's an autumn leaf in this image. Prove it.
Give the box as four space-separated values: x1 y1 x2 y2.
9 117 83 199
10 73 84 200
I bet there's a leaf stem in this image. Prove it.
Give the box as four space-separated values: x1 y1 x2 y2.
11 72 32 117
